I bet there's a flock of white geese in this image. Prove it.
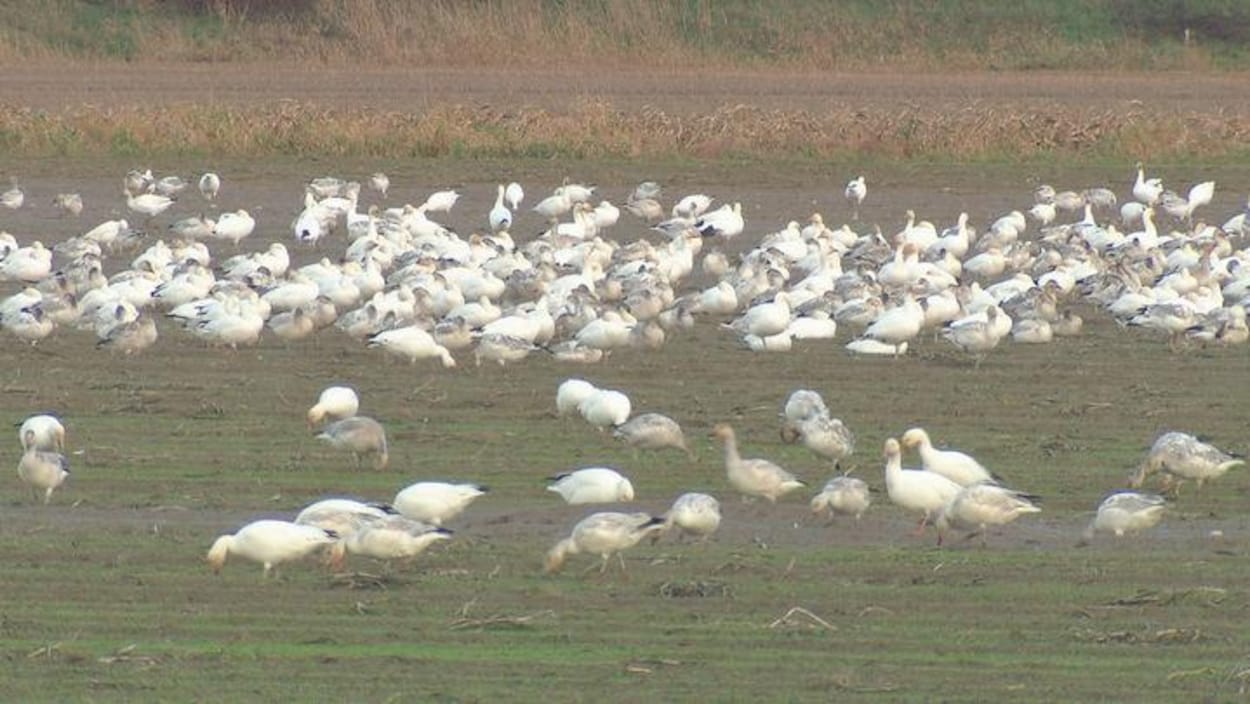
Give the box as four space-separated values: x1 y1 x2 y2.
4 163 1248 578
12 379 1244 578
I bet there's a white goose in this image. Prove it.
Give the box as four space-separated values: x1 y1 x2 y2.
1078 492 1166 545
883 437 962 534
809 476 871 521
328 517 452 571
1132 162 1163 205
935 484 1040 546
489 184 512 233
844 176 866 219
393 481 489 525
306 386 360 428
546 467 635 504
294 498 394 536
556 378 599 416
900 427 997 487
19 414 66 452
711 423 805 502
199 172 221 201
661 492 721 542
544 511 666 574
366 326 456 367
578 388 632 430
206 520 339 578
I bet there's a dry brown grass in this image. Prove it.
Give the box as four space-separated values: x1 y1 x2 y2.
2 99 1248 162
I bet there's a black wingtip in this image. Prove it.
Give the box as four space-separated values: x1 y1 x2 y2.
323 529 340 539
370 502 399 514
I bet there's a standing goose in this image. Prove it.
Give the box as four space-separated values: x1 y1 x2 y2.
546 467 635 504
660 492 721 542
934 484 1040 546
556 378 599 417
1131 431 1244 494
544 511 666 575
613 412 694 460
295 498 395 536
18 431 70 504
1132 162 1163 205
809 476 871 522
393 481 489 525
489 184 512 233
19 414 66 452
198 172 221 201
316 416 389 469
844 176 867 220
711 423 805 502
899 427 997 487
883 437 962 535
1078 492 1166 546
327 516 452 571
306 386 360 428
369 172 390 198
206 520 339 579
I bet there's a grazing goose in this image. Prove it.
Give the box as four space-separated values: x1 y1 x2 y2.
306 386 360 427
367 326 457 367
18 414 65 452
316 416 389 469
693 202 744 239
899 427 997 487
544 511 666 574
613 412 694 460
393 481 488 525
781 389 830 424
206 519 339 578
809 476 871 522
126 190 175 219
328 516 452 571
660 492 721 542
578 388 632 430
711 423 805 502
556 378 598 417
1131 431 1244 494
547 467 635 504
1078 492 1167 545
782 414 855 468
883 437 962 535
17 433 70 504
295 498 395 536
422 189 459 213
934 484 1040 546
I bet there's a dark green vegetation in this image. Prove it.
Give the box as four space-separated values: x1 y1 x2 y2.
3 0 1250 70
1 159 1248 700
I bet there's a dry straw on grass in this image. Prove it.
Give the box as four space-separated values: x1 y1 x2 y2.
2 99 1248 162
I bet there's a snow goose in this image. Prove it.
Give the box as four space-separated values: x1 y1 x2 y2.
369 172 390 198
900 427 997 487
1132 162 1163 205
694 202 744 240
307 386 360 428
844 176 866 220
316 416 388 469
474 333 540 366
422 189 459 213
861 296 923 348
199 172 221 201
328 516 452 571
672 194 713 219
883 437 962 534
845 338 908 356
206 520 339 578
545 511 666 574
533 187 572 223
556 378 598 416
660 492 721 542
295 498 395 536
809 476 871 522
1131 431 1244 494
489 184 512 233
1011 317 1053 343
52 192 83 217
547 467 635 504
578 388 631 430
211 209 255 247
19 414 65 452
97 314 157 354
367 325 456 367
1078 492 1166 545
153 175 188 197
613 412 694 460
711 423 805 502
2 180 23 209
941 306 1006 367
782 389 830 424
935 484 1040 546
782 414 855 469
17 433 70 504
505 181 524 210
126 190 174 220
393 481 488 525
